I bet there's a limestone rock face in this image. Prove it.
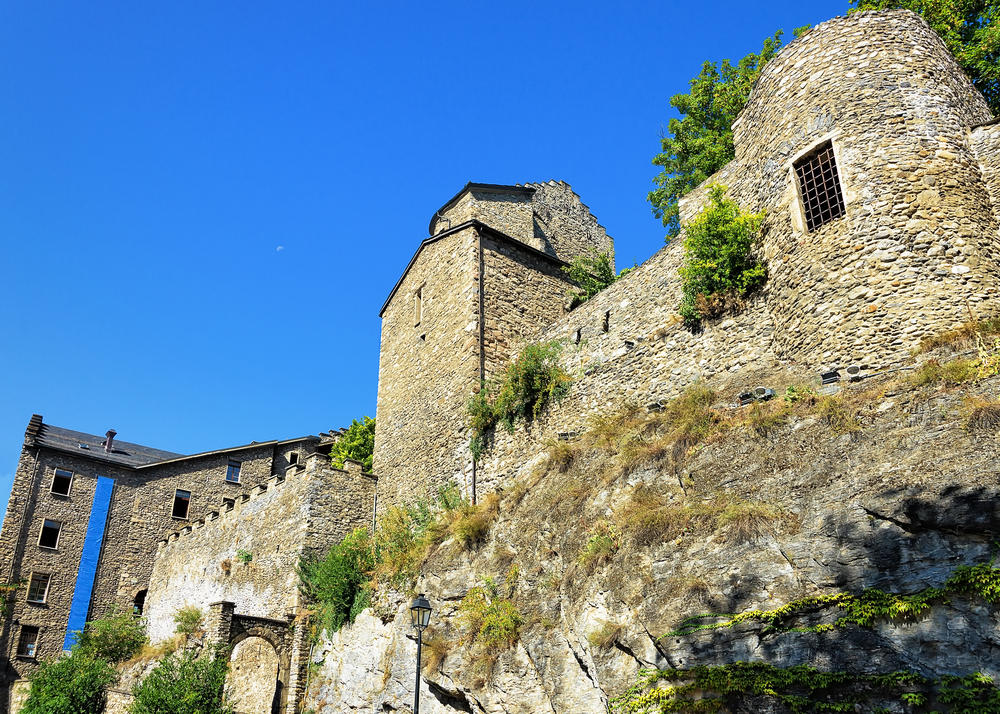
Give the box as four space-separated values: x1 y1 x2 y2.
304 374 1000 713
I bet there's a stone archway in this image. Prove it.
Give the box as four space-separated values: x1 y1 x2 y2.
226 635 280 714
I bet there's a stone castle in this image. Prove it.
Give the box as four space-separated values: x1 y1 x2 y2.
1 9 997 713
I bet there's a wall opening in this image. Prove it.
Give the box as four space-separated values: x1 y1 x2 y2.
133 589 147 617
172 489 191 519
38 520 61 549
414 286 423 326
226 636 281 713
794 140 846 231
51 469 73 496
64 475 115 649
602 311 610 333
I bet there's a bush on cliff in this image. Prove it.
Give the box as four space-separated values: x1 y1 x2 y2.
563 250 634 307
330 415 376 472
677 185 766 327
298 527 375 636
468 340 572 458
129 647 232 714
22 653 118 714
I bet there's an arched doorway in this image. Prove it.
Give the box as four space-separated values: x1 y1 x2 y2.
226 635 281 713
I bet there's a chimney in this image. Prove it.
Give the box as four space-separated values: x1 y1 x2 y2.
104 429 117 453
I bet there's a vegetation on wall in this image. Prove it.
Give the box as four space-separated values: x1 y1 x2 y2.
74 609 148 663
677 185 766 326
563 250 634 307
298 527 375 636
173 606 205 638
129 646 233 714
330 415 376 472
459 567 524 673
851 0 999 115
467 340 572 458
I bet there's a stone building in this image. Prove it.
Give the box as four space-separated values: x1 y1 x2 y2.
1 7 998 714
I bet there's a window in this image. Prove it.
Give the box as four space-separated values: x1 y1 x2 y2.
51 468 73 496
172 490 191 519
288 452 298 466
414 287 423 326
133 589 147 617
794 141 846 232
26 573 50 603
17 626 39 658
225 460 241 483
38 520 61 549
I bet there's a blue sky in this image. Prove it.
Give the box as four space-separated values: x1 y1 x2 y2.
0 0 846 518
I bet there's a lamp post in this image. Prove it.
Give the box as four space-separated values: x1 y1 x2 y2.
409 592 432 714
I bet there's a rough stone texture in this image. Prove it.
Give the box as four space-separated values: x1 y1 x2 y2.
971 121 1000 228
305 372 1000 713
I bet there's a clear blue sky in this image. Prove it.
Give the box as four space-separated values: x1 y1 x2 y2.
0 0 846 517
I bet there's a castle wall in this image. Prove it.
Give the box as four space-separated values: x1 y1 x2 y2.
144 456 374 644
971 122 1000 227
526 181 614 266
374 227 481 508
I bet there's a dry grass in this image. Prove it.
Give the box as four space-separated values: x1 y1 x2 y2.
917 316 1000 354
587 621 622 649
128 636 181 664
963 396 1000 431
449 493 500 548
909 357 980 387
815 394 863 434
421 635 449 675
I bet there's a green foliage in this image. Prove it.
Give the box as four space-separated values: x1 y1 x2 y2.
129 647 233 714
563 251 632 306
578 520 620 571
467 341 572 458
610 662 1000 713
850 0 999 115
298 528 375 636
22 653 118 714
667 559 1000 638
649 33 784 238
74 610 148 663
460 567 523 655
678 185 766 327
173 606 204 636
330 415 376 472
235 549 253 565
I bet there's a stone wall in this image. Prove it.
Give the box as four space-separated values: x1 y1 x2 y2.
971 121 1000 228
144 455 374 643
525 181 614 267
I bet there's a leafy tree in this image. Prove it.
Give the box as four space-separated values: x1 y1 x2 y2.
678 185 766 327
649 32 785 239
330 416 376 472
298 528 375 636
74 609 147 663
129 647 233 714
21 653 118 714
850 0 999 115
563 251 636 306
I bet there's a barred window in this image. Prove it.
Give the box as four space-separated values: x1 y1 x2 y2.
794 141 846 231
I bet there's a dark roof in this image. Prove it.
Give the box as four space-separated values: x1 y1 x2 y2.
378 220 568 317
428 182 535 236
35 424 182 468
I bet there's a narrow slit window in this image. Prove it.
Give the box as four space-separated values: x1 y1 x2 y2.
226 460 241 483
172 490 191 519
602 311 610 333
414 287 423 326
288 452 298 466
574 328 582 345
38 520 61 549
26 573 50 603
17 626 39 658
794 141 846 231
51 469 73 496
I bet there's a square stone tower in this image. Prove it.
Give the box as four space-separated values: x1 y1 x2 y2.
373 181 612 509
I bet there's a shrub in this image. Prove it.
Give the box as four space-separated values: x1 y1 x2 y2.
578 520 620 571
235 549 253 565
909 357 979 387
563 251 632 306
460 569 523 656
129 647 232 714
298 528 374 636
587 621 622 649
468 341 572 457
22 653 118 714
450 493 500 548
173 606 204 637
677 185 766 327
330 415 376 471
74 610 147 664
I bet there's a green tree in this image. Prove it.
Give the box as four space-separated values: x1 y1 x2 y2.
22 654 118 714
74 609 147 663
648 32 785 239
129 648 233 714
850 0 999 115
298 528 375 636
678 185 766 327
330 416 376 472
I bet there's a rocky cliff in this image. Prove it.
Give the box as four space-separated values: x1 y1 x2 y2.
302 333 1000 713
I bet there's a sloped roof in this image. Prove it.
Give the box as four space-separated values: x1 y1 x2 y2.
35 423 182 468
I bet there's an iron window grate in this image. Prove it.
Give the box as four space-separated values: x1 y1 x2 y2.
794 142 846 231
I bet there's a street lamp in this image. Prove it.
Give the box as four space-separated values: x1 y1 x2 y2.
410 593 432 714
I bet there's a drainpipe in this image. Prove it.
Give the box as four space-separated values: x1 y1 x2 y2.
472 227 487 505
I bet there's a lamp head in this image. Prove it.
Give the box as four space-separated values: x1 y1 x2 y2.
410 593 432 631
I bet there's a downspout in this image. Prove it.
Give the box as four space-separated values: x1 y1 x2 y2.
473 226 487 505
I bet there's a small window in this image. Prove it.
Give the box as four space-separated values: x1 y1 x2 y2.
38 520 61 549
133 589 147 617
414 287 423 326
794 141 846 232
574 328 582 345
602 311 610 333
26 573 50 603
288 452 298 466
172 490 191 519
51 469 73 496
225 460 242 483
17 626 39 658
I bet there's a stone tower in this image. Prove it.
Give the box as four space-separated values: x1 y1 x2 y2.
373 181 612 508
